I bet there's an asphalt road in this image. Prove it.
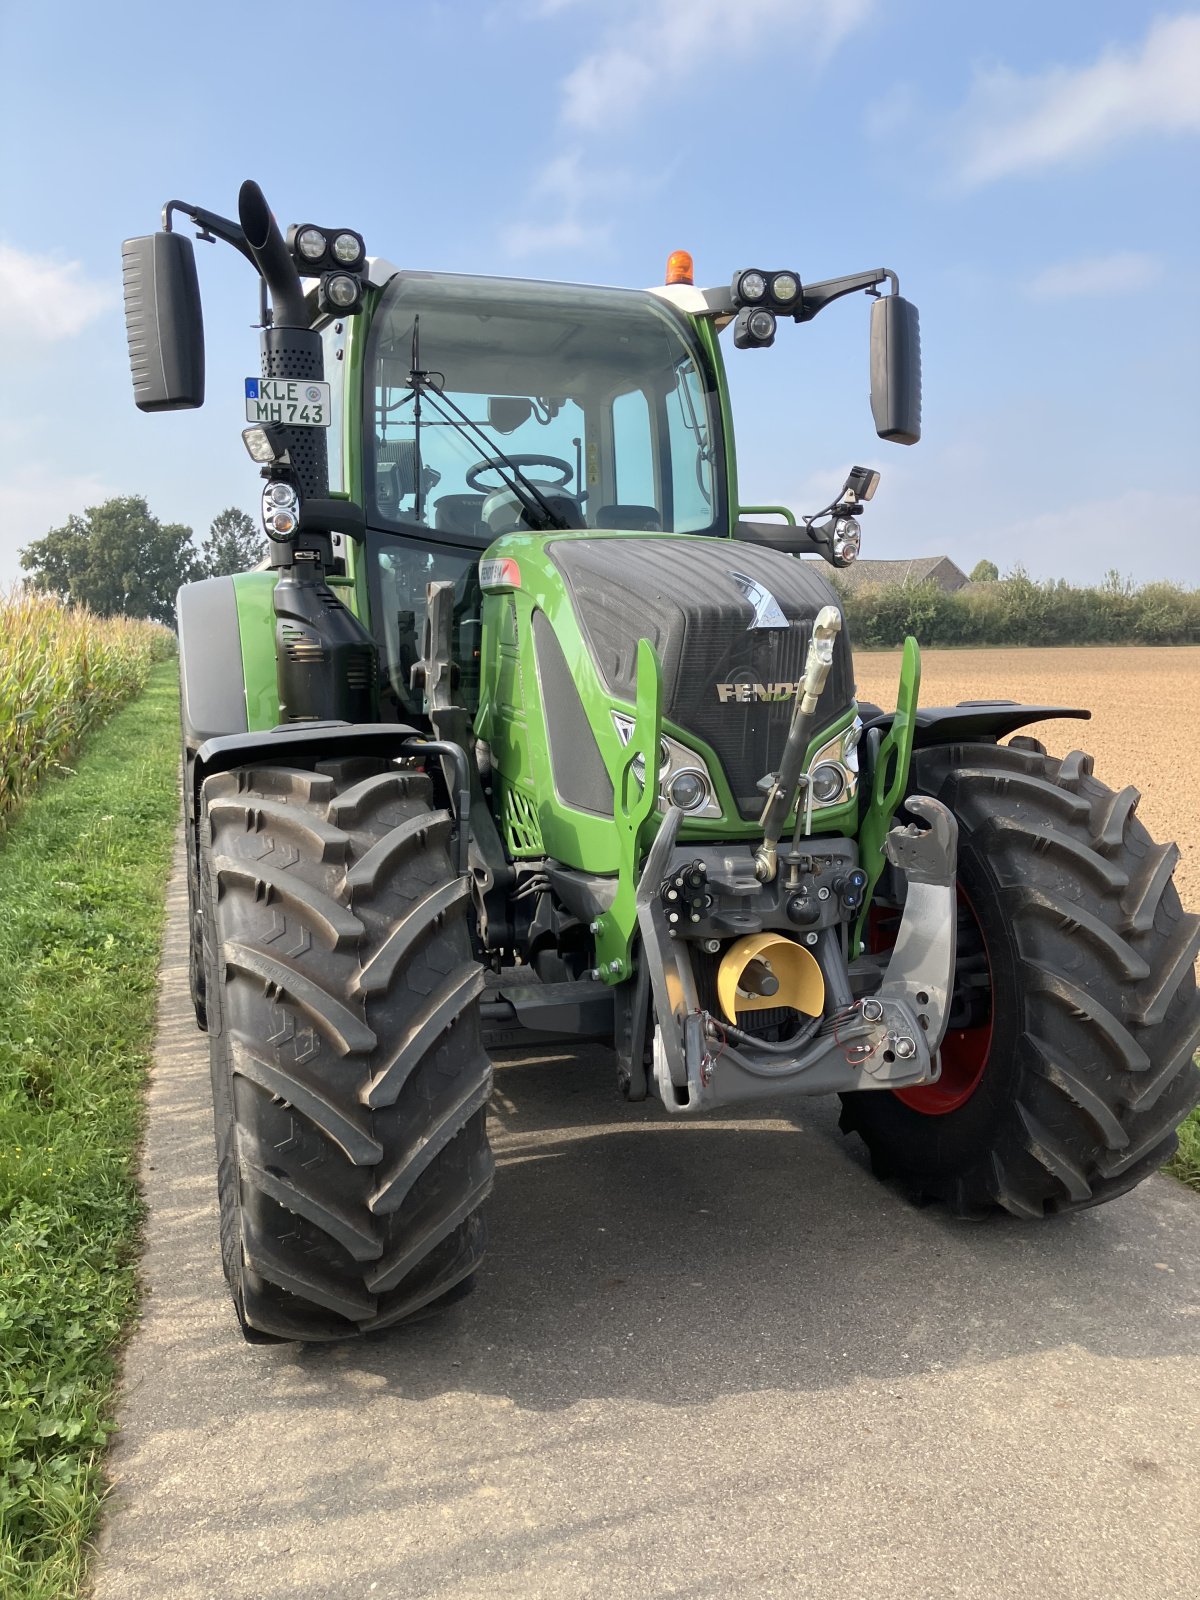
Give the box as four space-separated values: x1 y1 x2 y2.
90 839 1200 1600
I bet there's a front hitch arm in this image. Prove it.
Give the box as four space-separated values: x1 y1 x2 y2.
876 795 959 1050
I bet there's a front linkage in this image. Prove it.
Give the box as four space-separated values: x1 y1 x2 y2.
630 606 958 1113
637 777 958 1114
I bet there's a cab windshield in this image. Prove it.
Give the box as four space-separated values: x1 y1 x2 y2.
365 273 726 543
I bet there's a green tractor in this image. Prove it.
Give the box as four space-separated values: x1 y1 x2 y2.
123 182 1200 1342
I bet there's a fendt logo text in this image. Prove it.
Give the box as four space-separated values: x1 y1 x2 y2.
715 681 801 703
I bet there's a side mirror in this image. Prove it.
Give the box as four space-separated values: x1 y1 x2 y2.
870 294 921 446
121 232 205 411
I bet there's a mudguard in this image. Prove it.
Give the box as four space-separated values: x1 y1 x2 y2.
863 700 1091 746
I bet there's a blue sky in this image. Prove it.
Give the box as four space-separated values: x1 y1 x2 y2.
1 0 1198 584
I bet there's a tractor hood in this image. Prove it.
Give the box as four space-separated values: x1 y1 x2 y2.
546 535 853 819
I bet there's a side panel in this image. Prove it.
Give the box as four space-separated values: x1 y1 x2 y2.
231 571 280 731
177 577 248 741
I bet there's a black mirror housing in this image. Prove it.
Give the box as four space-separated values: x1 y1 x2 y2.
488 397 534 434
870 294 921 445
121 232 205 412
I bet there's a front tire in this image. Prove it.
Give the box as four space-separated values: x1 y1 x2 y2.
200 757 493 1340
841 740 1200 1217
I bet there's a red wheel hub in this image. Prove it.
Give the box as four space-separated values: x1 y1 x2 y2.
866 893 994 1116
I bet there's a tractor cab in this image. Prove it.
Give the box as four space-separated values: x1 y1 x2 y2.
358 271 729 718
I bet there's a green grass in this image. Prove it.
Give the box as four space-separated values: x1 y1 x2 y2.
1168 1103 1200 1194
0 663 179 1600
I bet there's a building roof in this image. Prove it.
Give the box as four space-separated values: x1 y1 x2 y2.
836 556 969 592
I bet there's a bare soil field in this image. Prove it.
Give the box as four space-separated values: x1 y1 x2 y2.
855 646 1200 912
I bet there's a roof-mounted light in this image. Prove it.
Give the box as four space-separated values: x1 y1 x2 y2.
733 269 767 303
332 230 365 266
769 270 800 306
733 306 777 349
294 226 327 263
731 267 804 316
319 271 363 315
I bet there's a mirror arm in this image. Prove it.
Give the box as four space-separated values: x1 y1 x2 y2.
162 199 256 267
797 268 899 323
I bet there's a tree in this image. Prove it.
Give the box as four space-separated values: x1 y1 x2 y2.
21 496 201 626
969 559 999 583
202 506 265 577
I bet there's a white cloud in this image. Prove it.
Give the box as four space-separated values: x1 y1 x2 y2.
562 0 873 130
501 146 644 258
951 14 1200 188
503 1 871 253
0 244 113 345
1027 251 1164 299
0 460 117 583
502 215 609 256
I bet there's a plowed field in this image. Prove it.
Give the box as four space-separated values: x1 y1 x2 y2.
854 646 1200 912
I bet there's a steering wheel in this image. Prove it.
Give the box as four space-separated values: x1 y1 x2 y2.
465 454 574 495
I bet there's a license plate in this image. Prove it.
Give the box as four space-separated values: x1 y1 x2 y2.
244 378 332 427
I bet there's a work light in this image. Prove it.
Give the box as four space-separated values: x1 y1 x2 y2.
241 423 288 465
733 269 767 304
733 305 777 348
295 227 327 262
332 231 364 266
769 271 800 306
319 272 362 315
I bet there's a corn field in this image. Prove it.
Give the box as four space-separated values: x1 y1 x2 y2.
0 589 173 827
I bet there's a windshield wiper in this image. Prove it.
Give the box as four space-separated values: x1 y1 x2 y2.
406 317 571 532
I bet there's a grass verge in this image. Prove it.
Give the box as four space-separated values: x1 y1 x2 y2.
0 662 179 1600
1168 1103 1200 1194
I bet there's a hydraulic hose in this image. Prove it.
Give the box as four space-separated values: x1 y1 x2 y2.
755 605 843 880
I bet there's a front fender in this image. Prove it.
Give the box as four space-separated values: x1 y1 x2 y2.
864 701 1091 746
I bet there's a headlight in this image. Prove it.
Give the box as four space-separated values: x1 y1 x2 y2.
803 720 861 810
666 769 709 811
832 516 861 565
612 713 721 818
809 763 846 804
295 226 327 262
261 480 300 539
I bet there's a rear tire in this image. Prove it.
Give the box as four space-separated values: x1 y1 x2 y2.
840 741 1200 1217
199 757 493 1341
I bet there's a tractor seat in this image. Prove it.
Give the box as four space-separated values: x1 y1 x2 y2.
377 439 419 496
434 493 488 538
592 503 662 531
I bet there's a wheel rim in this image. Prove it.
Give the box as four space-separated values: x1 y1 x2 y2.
868 890 995 1116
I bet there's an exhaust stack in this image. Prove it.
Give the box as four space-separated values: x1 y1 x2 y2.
237 180 307 328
